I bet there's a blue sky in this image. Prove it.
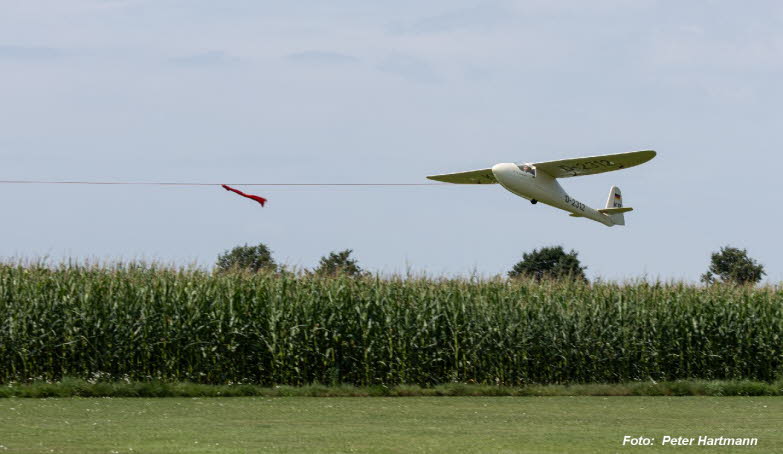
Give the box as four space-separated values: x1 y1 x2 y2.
2 1 782 281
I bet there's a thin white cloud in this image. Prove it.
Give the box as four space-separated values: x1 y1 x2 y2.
0 45 63 59
645 26 783 71
389 3 514 35
376 53 442 83
169 50 239 67
285 51 360 65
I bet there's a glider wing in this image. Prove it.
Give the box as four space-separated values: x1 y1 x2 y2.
426 168 497 184
531 150 656 178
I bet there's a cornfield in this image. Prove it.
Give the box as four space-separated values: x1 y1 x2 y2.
1 264 781 385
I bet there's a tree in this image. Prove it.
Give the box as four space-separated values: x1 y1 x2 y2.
215 243 276 273
313 249 365 277
508 246 587 282
701 246 765 285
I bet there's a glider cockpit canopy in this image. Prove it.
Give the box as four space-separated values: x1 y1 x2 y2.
519 164 536 177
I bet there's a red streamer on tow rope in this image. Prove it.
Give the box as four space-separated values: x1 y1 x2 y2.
221 184 267 207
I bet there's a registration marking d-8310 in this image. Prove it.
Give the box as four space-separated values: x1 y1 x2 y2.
564 195 585 211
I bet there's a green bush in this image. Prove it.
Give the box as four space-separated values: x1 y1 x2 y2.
313 249 365 277
215 243 276 273
508 246 587 282
701 246 765 285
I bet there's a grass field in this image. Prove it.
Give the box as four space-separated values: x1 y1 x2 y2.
1 396 781 453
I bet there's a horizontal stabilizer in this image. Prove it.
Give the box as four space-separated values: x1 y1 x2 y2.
598 207 633 214
426 168 496 184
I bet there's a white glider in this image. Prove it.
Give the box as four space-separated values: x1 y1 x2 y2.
427 150 656 227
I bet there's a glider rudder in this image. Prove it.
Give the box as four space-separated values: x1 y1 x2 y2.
603 186 626 226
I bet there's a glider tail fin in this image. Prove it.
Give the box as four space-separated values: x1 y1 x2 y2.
604 186 626 226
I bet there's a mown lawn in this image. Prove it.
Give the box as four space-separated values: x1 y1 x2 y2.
1 396 781 453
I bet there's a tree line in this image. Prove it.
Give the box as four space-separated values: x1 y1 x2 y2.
217 243 766 285
216 244 366 277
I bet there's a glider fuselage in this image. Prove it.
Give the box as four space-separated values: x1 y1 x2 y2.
490 163 613 226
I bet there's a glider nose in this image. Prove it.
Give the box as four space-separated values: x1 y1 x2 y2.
491 163 518 182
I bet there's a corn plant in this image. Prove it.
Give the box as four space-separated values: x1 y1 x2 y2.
1 264 781 385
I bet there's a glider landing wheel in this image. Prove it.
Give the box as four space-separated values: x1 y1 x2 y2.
530 199 538 204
